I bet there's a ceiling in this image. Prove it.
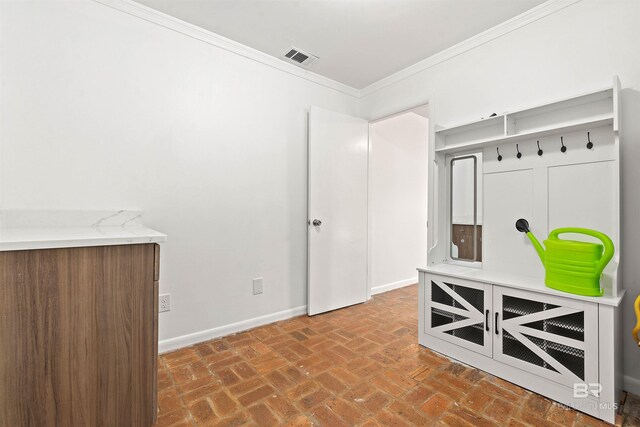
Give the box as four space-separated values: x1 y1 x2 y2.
135 0 546 89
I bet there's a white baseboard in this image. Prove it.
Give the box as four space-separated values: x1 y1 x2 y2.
158 305 307 354
624 375 640 396
371 277 417 296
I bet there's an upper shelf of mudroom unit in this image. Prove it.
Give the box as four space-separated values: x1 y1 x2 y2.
435 86 616 154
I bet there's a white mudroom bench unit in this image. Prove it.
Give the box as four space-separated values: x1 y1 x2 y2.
419 77 624 424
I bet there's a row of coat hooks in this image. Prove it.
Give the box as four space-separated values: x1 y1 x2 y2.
496 132 596 161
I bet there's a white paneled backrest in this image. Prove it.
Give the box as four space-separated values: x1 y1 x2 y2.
483 169 543 279
548 161 617 294
548 162 616 239
482 123 619 293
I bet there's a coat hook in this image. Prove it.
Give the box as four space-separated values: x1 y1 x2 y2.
537 140 543 156
516 144 522 159
587 132 594 149
497 147 502 162
560 136 567 153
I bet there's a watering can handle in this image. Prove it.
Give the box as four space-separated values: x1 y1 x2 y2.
549 228 615 272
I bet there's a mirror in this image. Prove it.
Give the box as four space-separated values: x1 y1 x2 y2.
450 154 482 261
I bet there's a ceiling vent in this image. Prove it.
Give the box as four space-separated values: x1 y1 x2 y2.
283 46 318 67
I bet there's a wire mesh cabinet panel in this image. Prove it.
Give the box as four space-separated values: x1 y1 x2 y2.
425 274 493 357
492 286 598 389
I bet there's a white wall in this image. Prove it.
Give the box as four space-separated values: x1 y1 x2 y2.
360 0 640 394
370 112 428 292
0 0 359 349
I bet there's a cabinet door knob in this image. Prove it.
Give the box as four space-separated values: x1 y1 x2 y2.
312 219 322 227
495 312 500 335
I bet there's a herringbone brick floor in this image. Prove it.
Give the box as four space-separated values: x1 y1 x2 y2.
154 285 638 426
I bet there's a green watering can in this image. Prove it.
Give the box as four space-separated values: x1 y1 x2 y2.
515 219 614 297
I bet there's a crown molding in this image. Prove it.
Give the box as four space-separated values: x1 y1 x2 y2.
359 0 582 97
93 0 580 100
92 0 361 98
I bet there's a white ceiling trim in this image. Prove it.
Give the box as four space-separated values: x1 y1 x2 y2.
359 0 582 97
93 0 579 100
92 0 361 98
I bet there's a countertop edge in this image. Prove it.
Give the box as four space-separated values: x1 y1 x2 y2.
0 225 167 252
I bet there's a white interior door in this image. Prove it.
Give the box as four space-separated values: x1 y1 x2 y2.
308 106 369 315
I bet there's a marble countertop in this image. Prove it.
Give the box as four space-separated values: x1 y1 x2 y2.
0 210 167 251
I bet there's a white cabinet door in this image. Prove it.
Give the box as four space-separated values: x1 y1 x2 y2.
493 286 598 389
425 274 493 357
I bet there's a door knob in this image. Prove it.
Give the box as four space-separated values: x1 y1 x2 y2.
312 219 322 226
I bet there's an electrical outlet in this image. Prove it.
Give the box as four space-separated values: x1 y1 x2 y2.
159 294 171 312
253 278 263 295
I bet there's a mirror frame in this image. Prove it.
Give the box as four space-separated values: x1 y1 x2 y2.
449 155 478 261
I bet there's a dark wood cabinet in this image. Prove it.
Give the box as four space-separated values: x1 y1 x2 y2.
0 243 159 426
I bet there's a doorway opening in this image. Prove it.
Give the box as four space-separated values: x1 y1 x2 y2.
368 104 429 298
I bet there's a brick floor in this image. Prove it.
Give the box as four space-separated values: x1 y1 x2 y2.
154 285 638 426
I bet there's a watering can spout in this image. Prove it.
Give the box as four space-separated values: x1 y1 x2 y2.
515 218 546 264
526 233 546 265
